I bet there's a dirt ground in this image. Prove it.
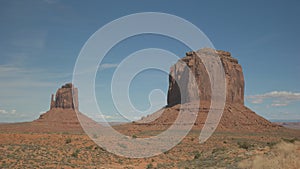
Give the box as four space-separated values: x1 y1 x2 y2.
0 125 299 169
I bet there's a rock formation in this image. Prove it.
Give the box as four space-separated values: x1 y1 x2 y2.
50 83 79 110
34 83 98 133
167 48 244 106
136 48 279 131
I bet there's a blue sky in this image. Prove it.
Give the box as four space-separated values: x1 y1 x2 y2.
0 0 299 122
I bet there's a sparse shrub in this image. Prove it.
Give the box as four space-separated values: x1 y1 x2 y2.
65 138 72 144
86 145 93 150
266 142 277 147
118 158 123 164
238 141 252 150
132 134 137 139
156 162 175 169
194 151 201 159
7 146 14 151
282 137 297 143
92 133 98 139
146 163 153 169
71 149 80 158
212 147 226 154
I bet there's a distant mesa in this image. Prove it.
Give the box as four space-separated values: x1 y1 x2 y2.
34 83 81 129
274 122 300 130
33 83 97 133
0 83 91 133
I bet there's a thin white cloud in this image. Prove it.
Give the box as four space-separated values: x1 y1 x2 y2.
0 64 71 88
0 65 20 72
0 109 16 115
271 103 288 107
0 64 34 77
247 91 300 105
95 114 116 119
39 110 48 115
260 91 300 100
250 98 263 104
0 109 36 122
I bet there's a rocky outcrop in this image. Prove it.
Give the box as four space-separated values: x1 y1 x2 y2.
167 48 244 106
136 48 279 131
34 83 98 133
50 83 79 110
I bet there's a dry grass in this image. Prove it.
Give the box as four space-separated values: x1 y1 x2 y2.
238 141 300 169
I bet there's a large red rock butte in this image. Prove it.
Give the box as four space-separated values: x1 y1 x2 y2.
167 48 244 107
137 48 279 131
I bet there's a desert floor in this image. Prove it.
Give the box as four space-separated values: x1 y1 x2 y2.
0 124 299 169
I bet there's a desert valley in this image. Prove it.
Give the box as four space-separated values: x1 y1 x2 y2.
0 49 299 169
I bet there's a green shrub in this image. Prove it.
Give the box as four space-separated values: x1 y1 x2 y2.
212 147 226 154
238 141 252 150
282 137 297 143
65 138 72 144
194 151 201 159
267 142 277 147
92 134 98 139
146 163 153 169
71 149 80 158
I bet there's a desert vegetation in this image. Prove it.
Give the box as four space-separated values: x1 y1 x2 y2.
238 140 300 169
0 130 299 168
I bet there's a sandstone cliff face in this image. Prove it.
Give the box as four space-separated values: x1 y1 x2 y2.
50 83 79 110
167 48 244 106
